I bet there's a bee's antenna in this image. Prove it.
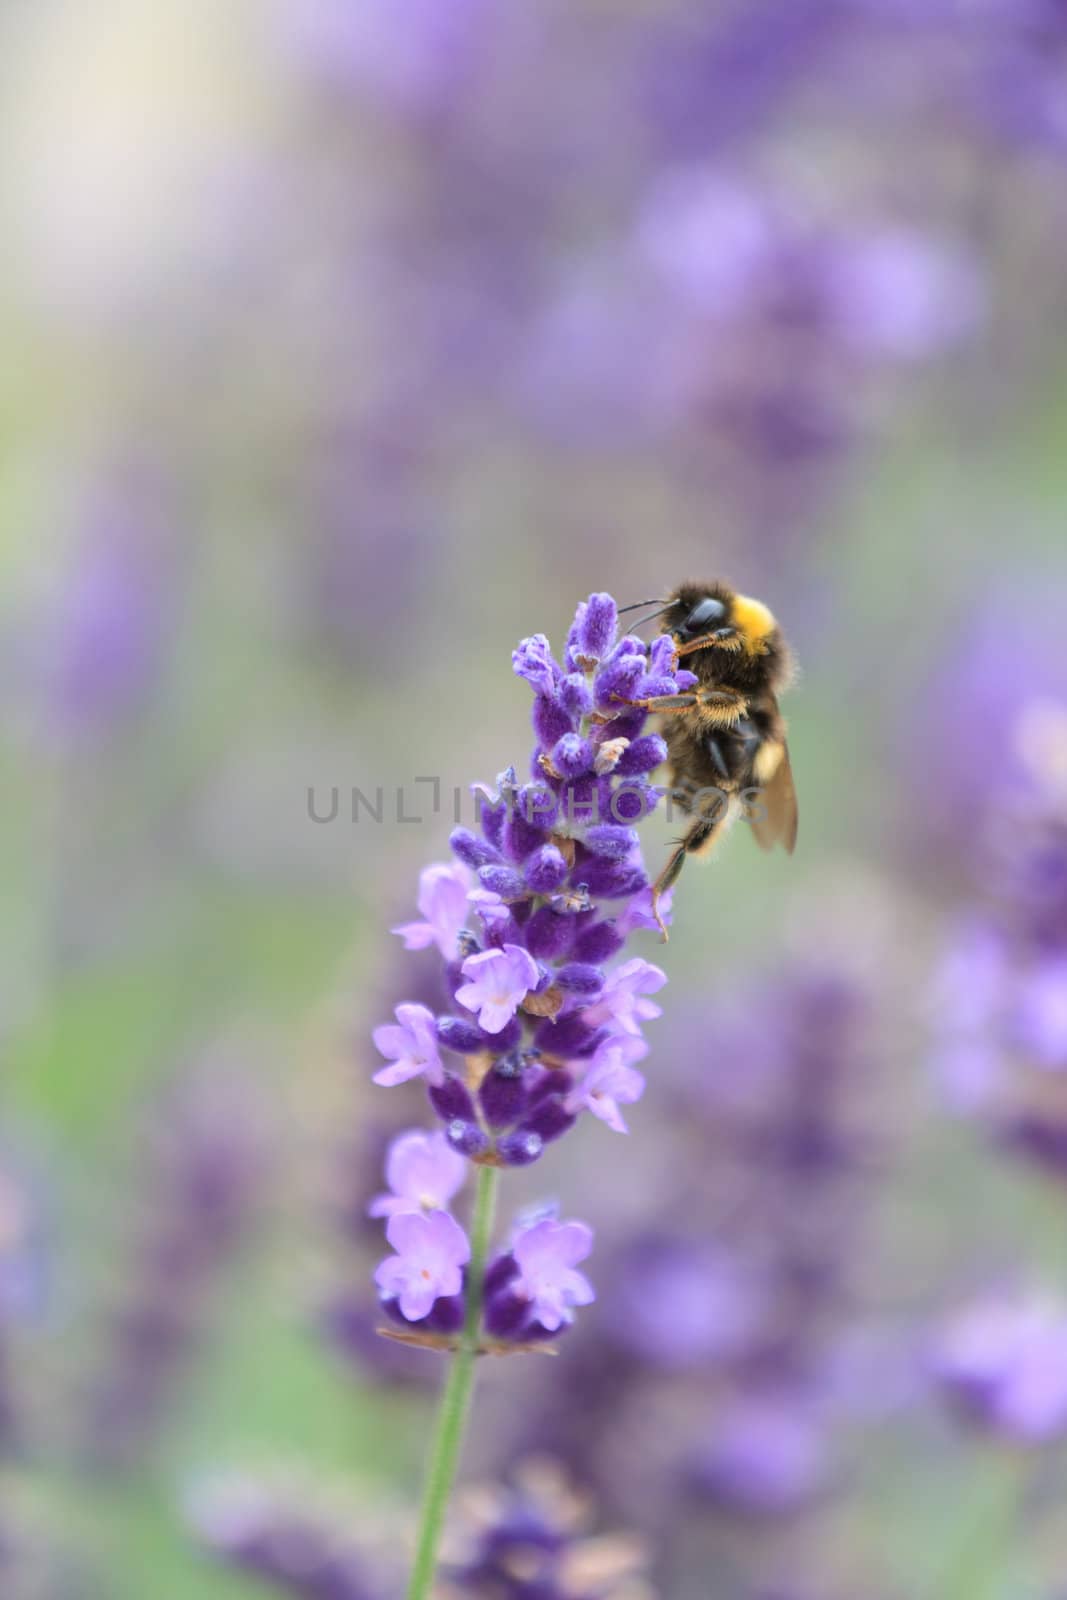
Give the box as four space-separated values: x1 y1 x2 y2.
617 598 665 615
622 599 677 638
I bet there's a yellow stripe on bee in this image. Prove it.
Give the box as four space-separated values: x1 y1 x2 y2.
733 594 776 651
753 740 784 783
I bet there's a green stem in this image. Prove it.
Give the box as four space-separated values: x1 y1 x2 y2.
405 1163 499 1600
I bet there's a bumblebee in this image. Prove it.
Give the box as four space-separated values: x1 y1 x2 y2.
620 581 797 936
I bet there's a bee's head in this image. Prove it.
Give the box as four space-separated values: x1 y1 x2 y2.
665 582 779 654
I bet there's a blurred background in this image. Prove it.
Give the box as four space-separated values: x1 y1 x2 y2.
2 2 1067 1597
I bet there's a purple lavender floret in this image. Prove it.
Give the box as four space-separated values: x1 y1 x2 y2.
483 1217 596 1343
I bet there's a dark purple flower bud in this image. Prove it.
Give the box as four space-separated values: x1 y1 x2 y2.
606 707 647 744
497 1129 545 1167
555 963 605 997
574 593 618 664
524 905 576 960
517 782 559 828
617 734 668 776
489 1016 524 1053
634 673 677 701
525 845 569 895
519 1100 577 1146
551 734 594 780
558 673 594 718
478 865 529 901
436 1016 485 1055
479 1066 528 1130
485 1285 530 1339
426 1293 465 1335
450 827 500 871
445 1119 490 1160
580 859 648 899
609 780 657 823
557 776 604 829
502 806 548 865
572 920 625 963
479 797 507 852
585 824 639 860
485 1253 521 1299
594 654 644 711
427 1075 477 1124
525 1066 574 1106
533 693 575 749
533 1013 607 1058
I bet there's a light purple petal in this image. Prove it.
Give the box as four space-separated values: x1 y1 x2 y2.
372 1023 411 1059
372 1058 427 1087
391 919 437 951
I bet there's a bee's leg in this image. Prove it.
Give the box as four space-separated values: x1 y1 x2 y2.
613 688 746 722
670 628 743 669
613 691 699 716
649 805 729 942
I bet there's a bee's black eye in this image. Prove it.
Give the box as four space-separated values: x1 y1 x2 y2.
682 596 726 637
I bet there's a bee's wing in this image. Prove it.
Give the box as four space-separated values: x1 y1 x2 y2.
749 739 798 854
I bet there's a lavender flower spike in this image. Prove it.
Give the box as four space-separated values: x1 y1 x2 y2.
366 592 684 1600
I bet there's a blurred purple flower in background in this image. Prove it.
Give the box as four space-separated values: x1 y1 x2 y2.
913 592 1067 862
8 0 1067 1593
440 1457 652 1600
189 1472 385 1600
494 962 880 1594
80 1057 271 1473
932 1290 1067 1443
931 700 1067 1180
189 1456 653 1600
31 460 182 750
0 1161 35 1455
280 0 490 119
